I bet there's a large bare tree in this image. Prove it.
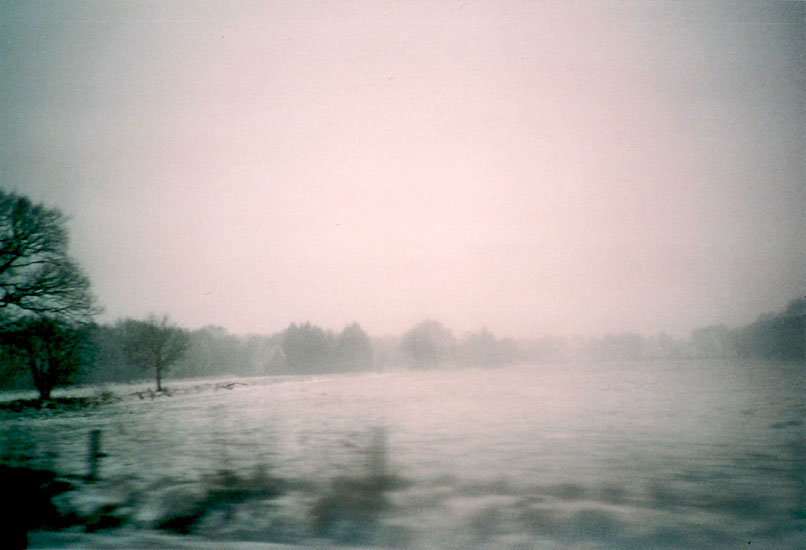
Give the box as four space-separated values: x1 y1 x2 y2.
0 191 97 323
0 191 99 399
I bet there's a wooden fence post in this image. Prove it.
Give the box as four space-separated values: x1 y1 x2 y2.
87 429 103 481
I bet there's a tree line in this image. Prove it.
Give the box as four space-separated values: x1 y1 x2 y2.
1 190 803 400
391 303 804 366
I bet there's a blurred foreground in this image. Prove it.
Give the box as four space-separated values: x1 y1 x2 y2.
1 361 804 549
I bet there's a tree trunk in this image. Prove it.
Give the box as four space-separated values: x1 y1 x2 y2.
32 367 53 401
32 364 51 400
37 384 52 401
156 365 162 392
28 353 52 401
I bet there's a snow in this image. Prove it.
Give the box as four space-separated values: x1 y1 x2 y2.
2 360 805 548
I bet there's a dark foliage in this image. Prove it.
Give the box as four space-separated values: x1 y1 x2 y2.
0 394 117 413
0 318 95 400
732 298 805 360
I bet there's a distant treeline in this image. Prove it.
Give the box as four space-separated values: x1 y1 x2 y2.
1 298 803 391
688 298 805 361
381 297 805 367
5 190 799 397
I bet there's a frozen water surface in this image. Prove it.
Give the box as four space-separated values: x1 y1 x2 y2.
3 360 805 548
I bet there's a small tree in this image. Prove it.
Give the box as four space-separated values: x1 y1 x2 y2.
118 315 189 391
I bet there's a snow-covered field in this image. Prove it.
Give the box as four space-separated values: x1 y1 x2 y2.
2 360 804 549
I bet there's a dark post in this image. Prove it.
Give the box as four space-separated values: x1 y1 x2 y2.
87 429 102 481
368 426 387 482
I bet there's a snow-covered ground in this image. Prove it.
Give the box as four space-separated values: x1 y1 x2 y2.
2 360 805 549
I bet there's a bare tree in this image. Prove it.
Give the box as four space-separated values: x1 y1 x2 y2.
118 315 189 391
0 191 99 399
0 191 98 322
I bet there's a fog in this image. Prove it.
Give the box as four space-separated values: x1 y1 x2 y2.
2 1 803 339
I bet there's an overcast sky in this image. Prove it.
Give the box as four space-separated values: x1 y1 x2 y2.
2 1 803 338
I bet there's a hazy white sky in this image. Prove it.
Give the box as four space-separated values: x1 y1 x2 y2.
2 1 803 338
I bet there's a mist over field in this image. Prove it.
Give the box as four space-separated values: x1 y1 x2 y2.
1 1 804 548
2 0 803 339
